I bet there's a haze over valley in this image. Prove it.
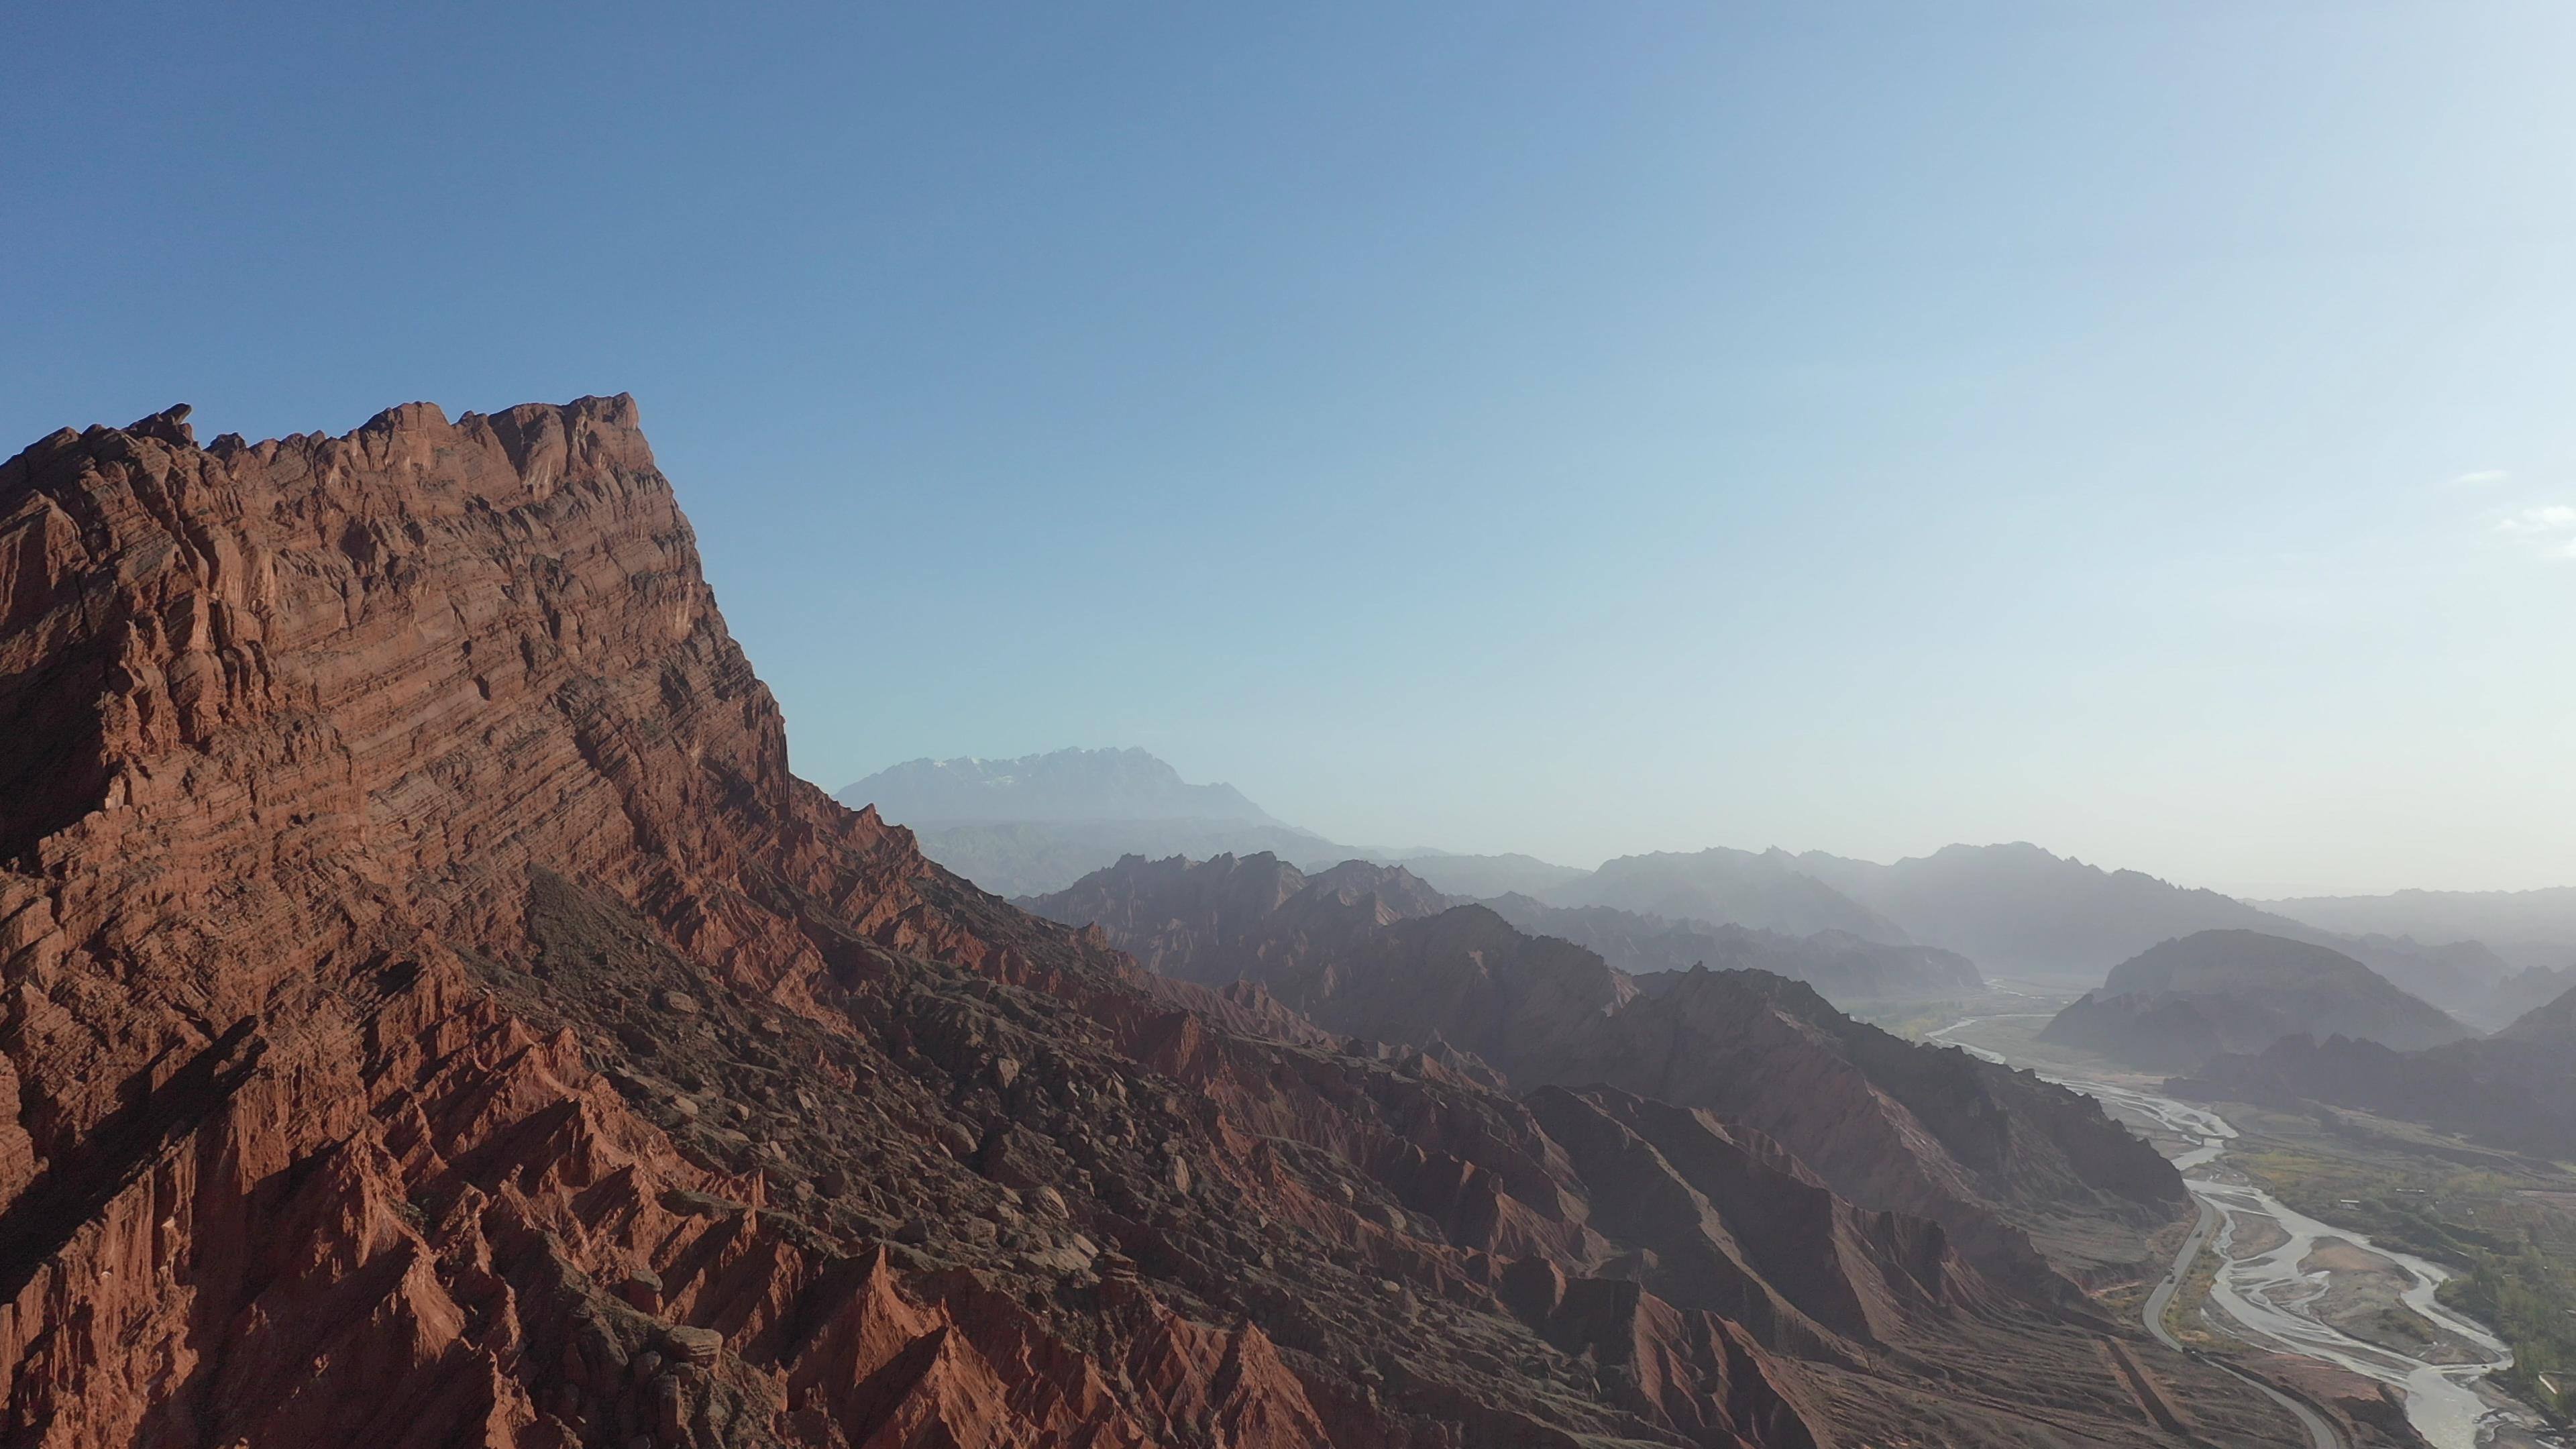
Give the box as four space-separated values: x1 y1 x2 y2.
846 747 2576 1024
11 5 2575 1448
837 742 2576 1444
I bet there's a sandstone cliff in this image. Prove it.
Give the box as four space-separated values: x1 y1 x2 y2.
0 400 2303 1448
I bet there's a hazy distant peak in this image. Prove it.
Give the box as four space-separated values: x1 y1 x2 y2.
1300 858 1452 915
1550 843 1912 944
2498 975 2576 1041
839 746 1285 827
2255 884 2576 953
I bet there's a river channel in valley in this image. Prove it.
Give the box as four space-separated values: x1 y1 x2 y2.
1930 1014 2516 1449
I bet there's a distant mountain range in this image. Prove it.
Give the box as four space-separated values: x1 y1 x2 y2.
840 747 1285 825
1024 852 2179 1289
845 747 2568 1013
838 749 1580 899
2176 975 2576 1161
1792 843 2303 979
6 404 2290 1449
863 818 1335 899
1546 847 1912 942
1379 850 1591 899
2255 886 2576 973
1483 894 1982 1001
2040 930 2471 1071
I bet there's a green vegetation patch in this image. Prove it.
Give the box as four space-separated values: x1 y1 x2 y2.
2440 1250 2576 1419
2222 1102 2576 1426
2233 1129 2517 1267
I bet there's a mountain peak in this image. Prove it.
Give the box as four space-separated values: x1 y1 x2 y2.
838 745 1285 827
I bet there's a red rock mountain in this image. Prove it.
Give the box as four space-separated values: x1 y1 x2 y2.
0 400 2310 1447
1029 855 2187 1291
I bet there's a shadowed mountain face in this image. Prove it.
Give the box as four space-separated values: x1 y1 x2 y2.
2041 929 2471 1072
1782 843 2523 1022
885 818 1336 898
1550 847 1912 943
2459 961 2576 1032
0 401 2306 1448
1030 854 2184 1291
2176 981 2576 1161
2255 886 2576 972
1483 895 1982 1003
1790 843 2312 981
838 750 1594 901
1375 851 1591 900
835 749 1333 896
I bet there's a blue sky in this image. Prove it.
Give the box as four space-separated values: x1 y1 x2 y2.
7 3 2573 894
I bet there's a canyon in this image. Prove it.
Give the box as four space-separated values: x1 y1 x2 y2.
0 399 2330 1446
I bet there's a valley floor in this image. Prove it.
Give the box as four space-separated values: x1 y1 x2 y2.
1894 991 2575 1449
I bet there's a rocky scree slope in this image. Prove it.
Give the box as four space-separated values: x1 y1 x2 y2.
0 400 2311 1449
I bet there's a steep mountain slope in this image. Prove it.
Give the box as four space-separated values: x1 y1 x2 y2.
2176 980 2576 1161
1020 853 1452 987
836 751 1328 896
1550 848 1909 944
2316 935 2523 1028
2041 930 2470 1071
1483 896 1981 1004
2500 981 2576 1041
2473 963 2576 1030
837 751 1589 901
1791 843 2301 980
1374 851 1591 900
2255 885 2576 970
1032 855 2184 1288
0 400 2306 1448
1786 843 2508 1016
892 818 1336 898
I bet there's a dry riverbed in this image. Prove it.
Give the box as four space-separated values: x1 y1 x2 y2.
1919 996 2567 1449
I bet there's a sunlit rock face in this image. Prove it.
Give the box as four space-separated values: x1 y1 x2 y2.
0 400 2285 1448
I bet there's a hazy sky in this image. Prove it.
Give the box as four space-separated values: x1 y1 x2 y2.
7 3 2573 896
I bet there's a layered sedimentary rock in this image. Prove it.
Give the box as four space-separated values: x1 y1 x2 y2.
0 400 2304 1447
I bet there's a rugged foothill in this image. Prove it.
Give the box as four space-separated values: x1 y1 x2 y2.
2176 977 2576 1161
1029 853 2188 1289
0 400 2309 1448
2043 930 2471 1073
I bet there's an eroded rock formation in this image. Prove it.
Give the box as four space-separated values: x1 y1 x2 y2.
0 400 2304 1447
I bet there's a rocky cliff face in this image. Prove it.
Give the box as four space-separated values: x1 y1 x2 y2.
0 400 2301 1448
